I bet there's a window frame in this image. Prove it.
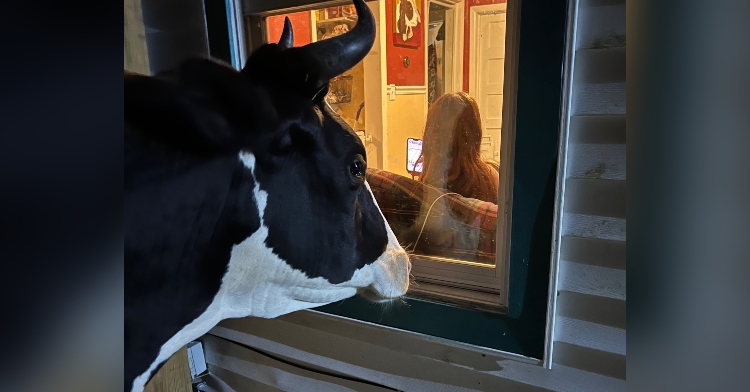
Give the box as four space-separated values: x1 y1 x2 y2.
224 0 570 363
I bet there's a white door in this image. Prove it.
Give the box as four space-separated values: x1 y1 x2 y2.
470 5 507 161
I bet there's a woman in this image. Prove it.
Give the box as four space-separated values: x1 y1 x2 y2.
417 92 499 203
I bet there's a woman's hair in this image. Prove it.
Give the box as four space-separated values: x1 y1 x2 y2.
418 92 499 203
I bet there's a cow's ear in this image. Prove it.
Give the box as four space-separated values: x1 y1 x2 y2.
175 59 279 133
268 116 319 156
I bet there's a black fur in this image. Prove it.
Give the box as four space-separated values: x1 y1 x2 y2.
124 1 387 389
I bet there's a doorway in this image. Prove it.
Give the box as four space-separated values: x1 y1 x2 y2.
427 0 464 105
469 3 507 161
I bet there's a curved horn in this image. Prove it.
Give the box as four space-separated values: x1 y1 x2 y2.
278 17 294 49
289 0 375 82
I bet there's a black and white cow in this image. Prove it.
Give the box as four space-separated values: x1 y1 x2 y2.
124 1 410 390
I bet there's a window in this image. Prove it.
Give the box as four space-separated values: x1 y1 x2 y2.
257 0 513 312
236 0 565 360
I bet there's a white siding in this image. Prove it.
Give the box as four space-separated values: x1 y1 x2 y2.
552 0 626 382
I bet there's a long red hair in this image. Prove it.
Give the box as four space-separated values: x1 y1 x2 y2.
418 92 499 203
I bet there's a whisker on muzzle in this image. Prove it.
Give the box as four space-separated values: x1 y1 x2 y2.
401 247 418 288
400 239 418 254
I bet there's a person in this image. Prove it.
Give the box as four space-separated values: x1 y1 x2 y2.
416 92 499 203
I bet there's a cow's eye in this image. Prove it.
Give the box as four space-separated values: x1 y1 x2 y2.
349 156 366 180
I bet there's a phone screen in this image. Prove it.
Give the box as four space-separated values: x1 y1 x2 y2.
406 138 423 174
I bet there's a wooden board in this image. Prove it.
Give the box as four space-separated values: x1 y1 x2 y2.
144 346 192 392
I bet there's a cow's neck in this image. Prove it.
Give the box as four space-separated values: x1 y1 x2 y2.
126 155 260 392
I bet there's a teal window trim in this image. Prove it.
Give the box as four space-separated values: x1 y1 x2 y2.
316 0 570 360
225 0 239 69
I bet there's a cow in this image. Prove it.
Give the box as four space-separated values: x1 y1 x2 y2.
124 1 411 391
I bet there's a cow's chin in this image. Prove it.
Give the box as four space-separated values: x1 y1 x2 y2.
356 286 406 304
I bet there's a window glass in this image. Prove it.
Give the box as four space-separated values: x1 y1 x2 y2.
265 0 508 268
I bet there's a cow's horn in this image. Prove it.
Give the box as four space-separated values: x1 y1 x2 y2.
278 17 294 49
290 0 374 82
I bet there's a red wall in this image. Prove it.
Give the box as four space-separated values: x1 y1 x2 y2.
266 12 312 47
386 0 426 86
462 0 507 92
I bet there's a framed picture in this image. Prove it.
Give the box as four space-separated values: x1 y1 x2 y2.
326 75 353 104
326 6 343 19
341 5 357 19
392 0 422 49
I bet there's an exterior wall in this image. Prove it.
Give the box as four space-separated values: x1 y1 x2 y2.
551 0 626 379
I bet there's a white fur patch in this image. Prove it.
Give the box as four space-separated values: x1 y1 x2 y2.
130 151 409 392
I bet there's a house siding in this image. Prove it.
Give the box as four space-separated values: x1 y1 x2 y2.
551 0 626 381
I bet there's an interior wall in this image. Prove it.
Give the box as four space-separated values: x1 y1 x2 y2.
383 0 428 175
329 62 367 131
386 93 427 177
266 12 312 46
385 0 426 86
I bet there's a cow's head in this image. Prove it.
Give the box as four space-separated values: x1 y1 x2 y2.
227 0 410 312
125 1 409 390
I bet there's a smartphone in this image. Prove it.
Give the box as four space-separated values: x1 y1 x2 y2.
406 138 423 174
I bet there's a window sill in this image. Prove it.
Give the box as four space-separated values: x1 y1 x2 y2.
207 308 542 388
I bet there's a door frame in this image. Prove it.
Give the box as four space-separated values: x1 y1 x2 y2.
427 0 465 94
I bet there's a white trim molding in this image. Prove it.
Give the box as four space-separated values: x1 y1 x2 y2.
386 84 428 100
